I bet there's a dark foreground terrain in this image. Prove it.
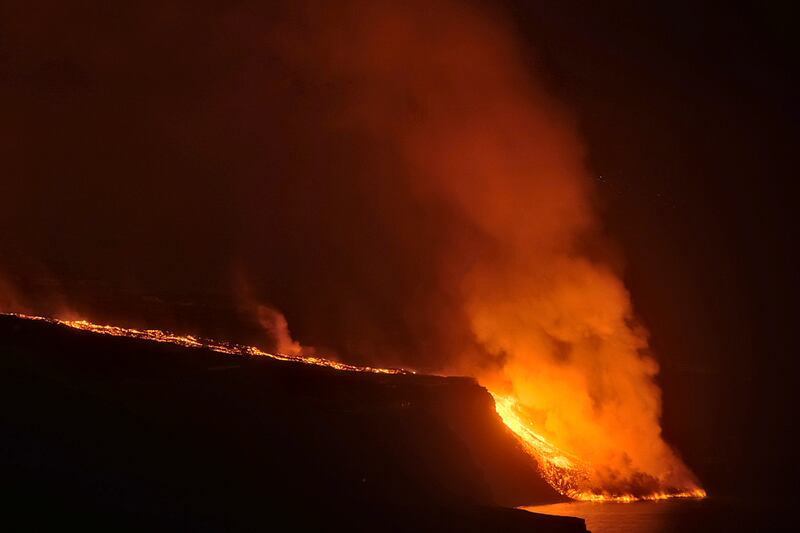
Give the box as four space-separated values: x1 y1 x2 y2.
0 314 586 532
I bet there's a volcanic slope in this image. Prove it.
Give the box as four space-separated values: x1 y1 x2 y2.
0 314 585 532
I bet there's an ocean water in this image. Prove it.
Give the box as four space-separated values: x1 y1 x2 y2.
523 498 790 533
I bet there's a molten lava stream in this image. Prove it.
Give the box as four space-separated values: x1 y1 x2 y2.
490 392 707 502
3 312 705 503
3 313 409 375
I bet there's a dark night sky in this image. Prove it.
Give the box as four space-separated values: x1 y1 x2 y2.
1 0 798 503
507 1 799 503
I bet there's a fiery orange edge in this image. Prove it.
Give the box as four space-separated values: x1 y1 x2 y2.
3 312 706 503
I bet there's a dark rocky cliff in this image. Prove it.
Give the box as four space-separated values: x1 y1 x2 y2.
0 314 585 531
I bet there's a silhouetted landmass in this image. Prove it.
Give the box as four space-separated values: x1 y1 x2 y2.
0 315 586 532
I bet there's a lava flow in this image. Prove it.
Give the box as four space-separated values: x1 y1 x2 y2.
2 311 705 503
3 312 407 375
492 392 706 502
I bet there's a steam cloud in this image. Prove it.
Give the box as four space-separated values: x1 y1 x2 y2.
1 0 700 494
269 0 700 494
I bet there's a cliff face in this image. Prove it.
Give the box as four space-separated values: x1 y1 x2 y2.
0 314 582 531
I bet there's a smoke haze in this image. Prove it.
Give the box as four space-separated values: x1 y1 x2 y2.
1 0 700 494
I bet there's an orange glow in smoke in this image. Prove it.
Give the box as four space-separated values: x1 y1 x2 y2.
0 0 706 504
283 0 706 501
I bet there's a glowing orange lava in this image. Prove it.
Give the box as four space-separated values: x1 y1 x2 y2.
4 312 407 375
492 392 706 502
2 311 705 503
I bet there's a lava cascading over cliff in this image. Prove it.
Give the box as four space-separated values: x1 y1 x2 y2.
267 0 703 500
0 0 703 501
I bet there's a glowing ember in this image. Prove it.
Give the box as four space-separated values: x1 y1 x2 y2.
2 311 705 503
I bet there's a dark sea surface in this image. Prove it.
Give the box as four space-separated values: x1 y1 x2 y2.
524 497 792 533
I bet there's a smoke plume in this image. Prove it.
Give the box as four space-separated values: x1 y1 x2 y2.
266 0 700 495
0 0 700 495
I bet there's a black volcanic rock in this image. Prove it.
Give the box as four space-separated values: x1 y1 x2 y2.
0 314 584 532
